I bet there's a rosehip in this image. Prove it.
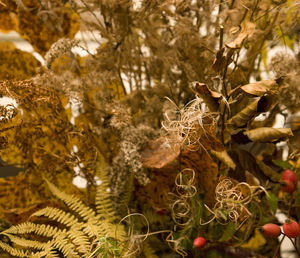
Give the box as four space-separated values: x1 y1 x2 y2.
282 170 298 188
261 223 281 238
281 179 297 193
283 220 300 238
193 237 206 249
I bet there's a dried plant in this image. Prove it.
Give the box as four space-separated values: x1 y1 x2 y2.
0 0 299 257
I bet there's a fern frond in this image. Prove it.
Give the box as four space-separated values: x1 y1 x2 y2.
95 166 116 222
4 222 63 238
31 249 60 258
66 227 90 254
51 232 81 258
30 248 60 258
31 207 79 227
45 179 96 221
0 241 29 257
3 233 49 250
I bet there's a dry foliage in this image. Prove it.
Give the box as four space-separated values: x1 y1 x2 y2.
0 0 299 257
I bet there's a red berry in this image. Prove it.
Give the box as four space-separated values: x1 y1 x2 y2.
281 179 297 193
261 223 281 238
283 220 300 238
193 237 206 249
282 170 298 187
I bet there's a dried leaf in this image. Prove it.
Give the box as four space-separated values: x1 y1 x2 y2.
256 159 280 182
141 137 180 169
180 148 218 206
228 150 271 183
226 22 256 49
210 150 236 169
241 80 279 96
190 82 220 112
212 48 226 72
228 94 277 128
244 128 293 143
227 98 260 128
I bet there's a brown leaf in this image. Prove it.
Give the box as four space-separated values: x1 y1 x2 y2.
210 150 236 169
180 147 218 206
244 127 293 143
228 95 277 128
255 159 280 182
212 48 226 72
141 137 180 169
226 22 256 49
190 82 221 112
228 150 277 183
241 80 279 96
227 98 260 128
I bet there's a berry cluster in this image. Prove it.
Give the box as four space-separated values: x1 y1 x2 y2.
260 169 300 256
261 220 300 239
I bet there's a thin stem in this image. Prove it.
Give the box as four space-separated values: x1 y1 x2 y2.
219 25 224 50
272 235 285 258
287 236 300 256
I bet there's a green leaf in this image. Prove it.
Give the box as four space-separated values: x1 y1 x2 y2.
219 222 236 242
266 192 278 214
272 159 293 170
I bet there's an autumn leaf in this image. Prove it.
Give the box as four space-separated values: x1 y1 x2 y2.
141 136 180 169
228 94 277 128
226 22 256 49
241 80 279 96
244 127 293 143
180 147 218 206
210 150 236 170
227 98 260 128
190 82 221 112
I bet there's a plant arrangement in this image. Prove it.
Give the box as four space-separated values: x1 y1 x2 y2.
0 0 300 257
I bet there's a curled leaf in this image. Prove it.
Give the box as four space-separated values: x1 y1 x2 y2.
244 128 293 143
227 98 260 128
228 95 276 128
210 150 236 169
226 22 256 49
190 82 221 112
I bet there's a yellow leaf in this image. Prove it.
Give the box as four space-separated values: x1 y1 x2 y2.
210 150 236 169
241 228 266 249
